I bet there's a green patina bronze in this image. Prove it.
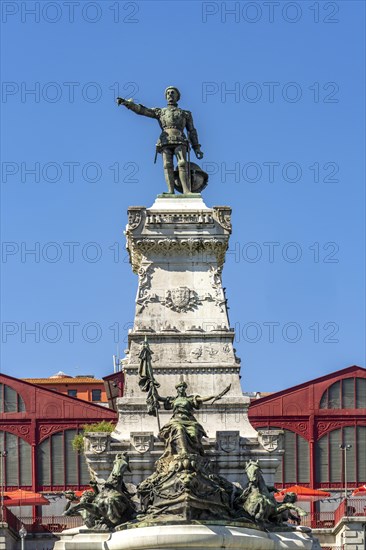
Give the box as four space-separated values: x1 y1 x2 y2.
135 377 306 527
237 460 307 526
116 87 207 194
158 380 230 457
66 375 306 531
63 452 136 530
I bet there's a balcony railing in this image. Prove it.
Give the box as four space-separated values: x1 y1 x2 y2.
334 497 366 525
299 512 335 529
17 515 83 533
277 498 366 530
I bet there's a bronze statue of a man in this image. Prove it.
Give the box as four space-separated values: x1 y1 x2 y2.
116 87 203 194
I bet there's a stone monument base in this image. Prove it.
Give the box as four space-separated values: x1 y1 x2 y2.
54 523 321 550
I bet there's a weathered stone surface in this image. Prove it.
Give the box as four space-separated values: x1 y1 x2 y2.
119 196 249 409
54 523 321 550
86 196 282 490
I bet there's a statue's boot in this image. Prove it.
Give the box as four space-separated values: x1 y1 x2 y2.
164 166 175 194
179 166 191 194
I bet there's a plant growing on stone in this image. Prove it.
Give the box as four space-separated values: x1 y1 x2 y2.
71 421 116 453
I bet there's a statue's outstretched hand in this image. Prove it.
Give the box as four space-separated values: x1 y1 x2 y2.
195 149 204 160
117 97 136 106
211 384 231 404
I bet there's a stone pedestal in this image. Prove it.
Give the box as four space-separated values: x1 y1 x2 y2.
121 195 244 401
55 524 321 550
85 195 282 488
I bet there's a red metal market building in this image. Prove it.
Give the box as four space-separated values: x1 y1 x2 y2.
248 365 366 513
0 373 116 496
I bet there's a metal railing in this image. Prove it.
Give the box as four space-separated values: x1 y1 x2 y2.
299 512 335 529
284 498 366 530
334 497 366 525
17 515 83 533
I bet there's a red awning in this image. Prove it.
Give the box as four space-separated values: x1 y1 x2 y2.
275 485 331 502
352 484 366 496
3 489 50 507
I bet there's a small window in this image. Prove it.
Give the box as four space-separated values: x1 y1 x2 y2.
92 389 102 402
328 381 340 408
0 384 26 413
320 377 366 409
38 429 90 488
356 378 366 408
0 431 31 486
67 389 77 398
316 426 366 484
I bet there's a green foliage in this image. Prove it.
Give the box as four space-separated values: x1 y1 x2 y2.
72 434 85 453
83 420 116 433
71 421 116 453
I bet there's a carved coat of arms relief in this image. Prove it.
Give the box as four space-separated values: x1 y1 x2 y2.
258 430 283 452
131 432 153 454
216 431 240 453
87 433 110 454
164 286 200 313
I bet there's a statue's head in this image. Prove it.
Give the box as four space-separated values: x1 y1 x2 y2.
283 492 297 503
175 380 187 395
165 86 181 104
115 452 131 471
244 460 260 481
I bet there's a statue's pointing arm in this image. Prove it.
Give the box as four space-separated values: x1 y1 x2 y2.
197 384 231 405
116 97 160 119
185 111 204 160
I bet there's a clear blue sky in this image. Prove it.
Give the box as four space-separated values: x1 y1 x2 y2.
1 0 365 392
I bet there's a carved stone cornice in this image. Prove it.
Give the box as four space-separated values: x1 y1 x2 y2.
127 206 232 233
127 236 228 273
126 204 232 273
124 366 241 376
128 329 235 340
145 211 214 225
213 206 232 232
